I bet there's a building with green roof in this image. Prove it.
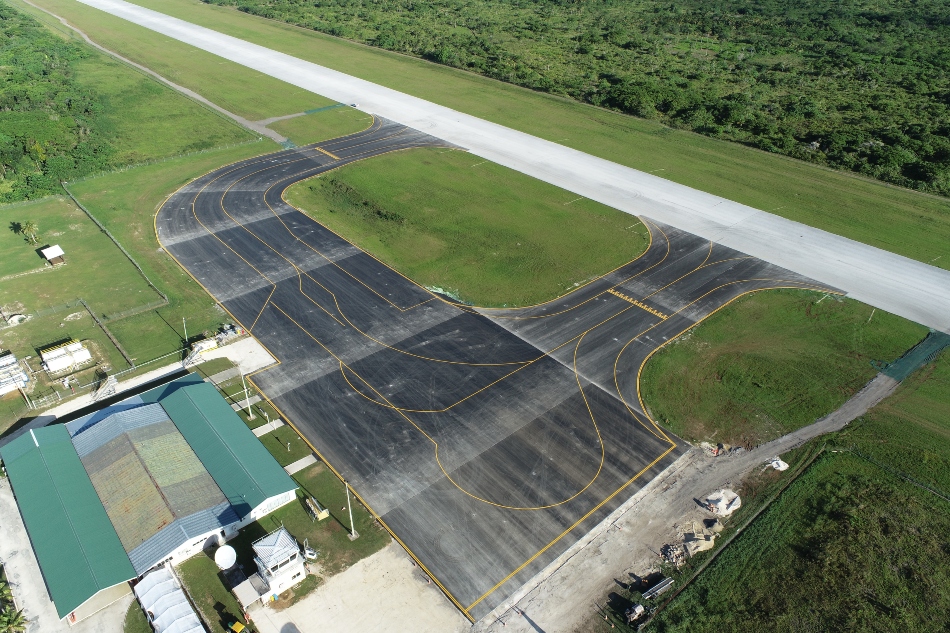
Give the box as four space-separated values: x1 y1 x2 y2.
0 374 298 623
0 426 135 620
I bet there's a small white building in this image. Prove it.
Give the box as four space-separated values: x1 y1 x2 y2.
0 351 28 396
233 527 306 606
40 244 66 265
254 527 306 599
40 340 92 374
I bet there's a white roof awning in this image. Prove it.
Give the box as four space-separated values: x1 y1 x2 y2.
41 245 65 260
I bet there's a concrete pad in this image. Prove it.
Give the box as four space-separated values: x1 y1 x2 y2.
248 542 469 633
284 454 317 475
200 337 277 374
253 419 285 437
231 395 261 410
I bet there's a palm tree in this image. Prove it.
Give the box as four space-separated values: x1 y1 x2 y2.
20 221 38 245
0 606 26 633
0 580 11 603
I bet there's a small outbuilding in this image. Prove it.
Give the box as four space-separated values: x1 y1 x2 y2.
0 351 28 396
233 526 306 607
40 244 65 265
40 339 93 374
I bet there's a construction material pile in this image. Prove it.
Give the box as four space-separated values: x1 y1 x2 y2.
705 489 741 516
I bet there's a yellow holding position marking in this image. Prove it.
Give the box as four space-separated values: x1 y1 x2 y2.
313 145 341 160
607 288 668 319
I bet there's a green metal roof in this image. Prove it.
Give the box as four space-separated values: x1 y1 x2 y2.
0 426 135 618
157 378 297 518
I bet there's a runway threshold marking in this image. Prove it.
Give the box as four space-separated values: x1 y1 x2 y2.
607 288 668 319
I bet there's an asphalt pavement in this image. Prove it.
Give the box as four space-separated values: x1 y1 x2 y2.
156 119 834 621
76 0 950 333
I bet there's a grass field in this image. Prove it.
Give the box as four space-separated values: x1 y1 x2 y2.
12 0 332 122
17 0 950 270
178 461 390 629
640 289 928 447
122 600 151 633
645 353 950 631
268 107 372 146
72 52 253 163
66 141 278 359
285 147 650 306
0 196 158 315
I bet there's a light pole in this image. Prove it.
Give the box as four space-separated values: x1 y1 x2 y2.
182 317 188 367
345 480 359 541
241 373 255 420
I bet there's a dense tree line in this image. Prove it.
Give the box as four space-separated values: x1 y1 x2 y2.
0 2 113 202
207 0 950 196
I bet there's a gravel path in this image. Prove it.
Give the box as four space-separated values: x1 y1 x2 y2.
474 372 898 632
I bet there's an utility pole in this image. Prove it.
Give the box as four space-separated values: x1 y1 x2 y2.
345 480 359 541
182 317 188 346
241 373 255 420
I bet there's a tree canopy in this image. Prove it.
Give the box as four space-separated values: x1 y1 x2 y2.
207 0 950 196
0 2 113 202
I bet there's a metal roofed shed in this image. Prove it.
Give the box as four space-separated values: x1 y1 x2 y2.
154 377 298 520
40 244 65 265
40 339 93 374
0 426 135 620
0 351 28 396
66 403 238 574
133 566 204 633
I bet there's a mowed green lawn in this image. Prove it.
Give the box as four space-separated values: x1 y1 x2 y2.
12 0 332 122
0 197 156 378
285 147 650 306
268 107 373 146
648 353 950 632
66 142 279 361
19 0 950 270
73 53 252 163
0 197 157 313
640 289 928 447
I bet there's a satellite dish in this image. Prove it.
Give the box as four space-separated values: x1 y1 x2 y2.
214 545 237 570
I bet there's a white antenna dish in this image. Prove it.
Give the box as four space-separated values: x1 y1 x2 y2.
214 545 237 570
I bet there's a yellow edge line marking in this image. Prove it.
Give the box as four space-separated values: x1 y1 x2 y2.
466 444 677 611
246 374 475 622
149 124 474 621
154 135 844 622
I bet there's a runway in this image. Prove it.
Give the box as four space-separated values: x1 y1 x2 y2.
74 0 950 333
156 119 834 620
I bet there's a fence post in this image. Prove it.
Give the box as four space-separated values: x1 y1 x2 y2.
60 185 169 306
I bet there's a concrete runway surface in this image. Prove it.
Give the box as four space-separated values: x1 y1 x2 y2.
74 0 950 333
156 120 835 621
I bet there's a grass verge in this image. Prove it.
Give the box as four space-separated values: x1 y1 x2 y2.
72 51 253 163
178 462 390 628
268 108 373 146
122 600 151 633
65 142 279 358
19 0 950 270
605 350 950 632
12 0 333 122
285 147 650 306
640 289 928 447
